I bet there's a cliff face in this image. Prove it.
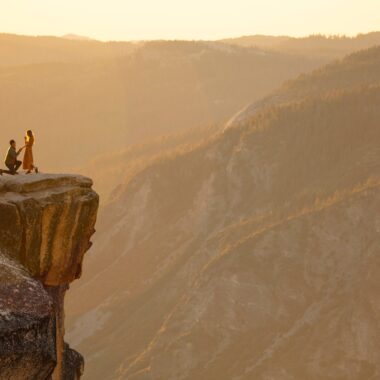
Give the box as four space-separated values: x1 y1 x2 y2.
0 174 99 380
0 254 55 379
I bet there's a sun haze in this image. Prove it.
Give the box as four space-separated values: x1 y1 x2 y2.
1 0 379 40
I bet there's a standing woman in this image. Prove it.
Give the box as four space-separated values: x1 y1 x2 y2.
23 130 38 174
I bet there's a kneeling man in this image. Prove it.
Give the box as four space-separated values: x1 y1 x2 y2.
0 140 24 175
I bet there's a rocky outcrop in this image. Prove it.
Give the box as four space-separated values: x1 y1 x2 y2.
0 174 98 286
0 174 99 379
61 344 84 380
0 254 56 379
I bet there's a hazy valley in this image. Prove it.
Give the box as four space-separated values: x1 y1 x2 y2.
0 34 328 172
1 32 380 177
1 0 380 378
0 28 380 380
65 45 380 379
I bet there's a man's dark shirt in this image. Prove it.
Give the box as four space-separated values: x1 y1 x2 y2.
5 147 19 166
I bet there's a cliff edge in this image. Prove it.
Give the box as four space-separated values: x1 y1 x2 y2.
0 174 99 380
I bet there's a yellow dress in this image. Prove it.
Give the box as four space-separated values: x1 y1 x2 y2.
23 136 34 170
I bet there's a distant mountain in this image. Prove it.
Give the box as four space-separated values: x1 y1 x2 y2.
62 34 94 41
0 33 139 66
221 34 292 48
227 45 380 126
222 32 380 59
66 46 380 379
0 36 327 171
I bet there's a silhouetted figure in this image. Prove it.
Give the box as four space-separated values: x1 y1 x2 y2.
23 130 38 174
0 140 24 175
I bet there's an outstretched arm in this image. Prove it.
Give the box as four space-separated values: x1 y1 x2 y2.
16 146 25 155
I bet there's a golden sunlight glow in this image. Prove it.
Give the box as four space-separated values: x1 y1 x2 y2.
1 0 379 40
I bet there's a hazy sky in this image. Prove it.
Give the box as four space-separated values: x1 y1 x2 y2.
1 0 379 41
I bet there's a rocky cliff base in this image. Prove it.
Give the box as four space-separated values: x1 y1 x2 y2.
0 174 98 380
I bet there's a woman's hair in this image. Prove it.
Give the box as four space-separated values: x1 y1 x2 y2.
26 130 34 138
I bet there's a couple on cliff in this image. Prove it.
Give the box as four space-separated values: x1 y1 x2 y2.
0 130 38 176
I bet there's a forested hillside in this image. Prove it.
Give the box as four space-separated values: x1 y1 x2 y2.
222 32 380 58
228 46 380 126
66 46 380 380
